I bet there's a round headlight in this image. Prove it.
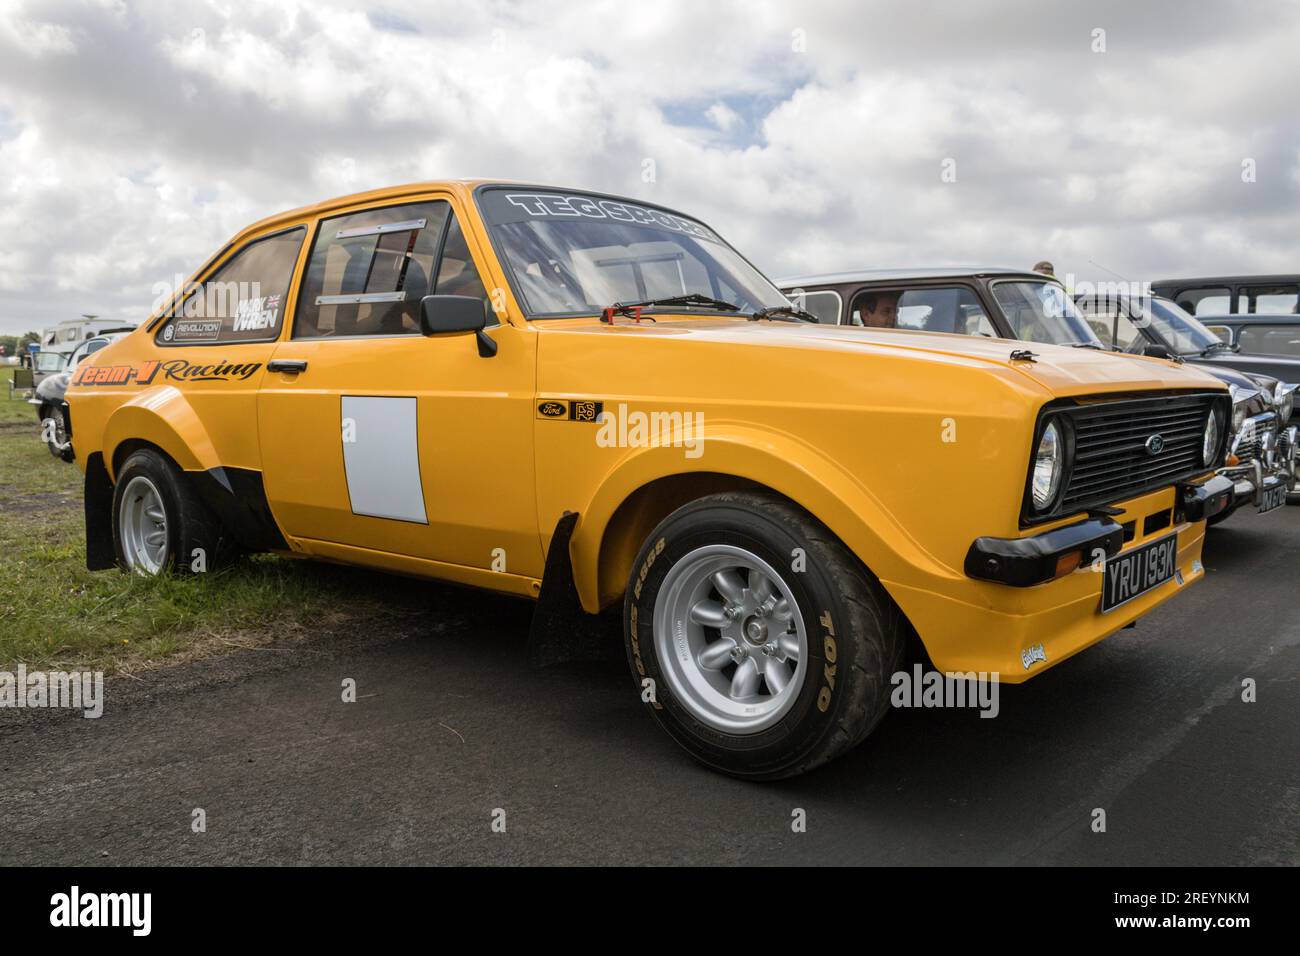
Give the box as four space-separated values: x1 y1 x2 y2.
1203 408 1221 466
1228 384 1254 433
1032 419 1064 511
1275 382 1294 423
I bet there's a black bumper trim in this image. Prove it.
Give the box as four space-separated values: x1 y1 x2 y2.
1175 474 1235 523
965 517 1125 587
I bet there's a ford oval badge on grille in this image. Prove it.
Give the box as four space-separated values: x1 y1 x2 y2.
1145 434 1166 456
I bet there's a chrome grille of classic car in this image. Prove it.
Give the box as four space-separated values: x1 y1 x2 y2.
1230 412 1278 465
1060 394 1222 513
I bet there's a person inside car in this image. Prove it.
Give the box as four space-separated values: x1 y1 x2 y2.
857 291 900 328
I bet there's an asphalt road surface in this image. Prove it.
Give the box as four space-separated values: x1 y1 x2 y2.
3 504 1298 866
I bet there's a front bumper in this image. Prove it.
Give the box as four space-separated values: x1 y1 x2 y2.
888 480 1223 683
965 474 1232 587
1219 419 1296 505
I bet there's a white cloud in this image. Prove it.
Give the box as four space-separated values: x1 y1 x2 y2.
0 0 1297 334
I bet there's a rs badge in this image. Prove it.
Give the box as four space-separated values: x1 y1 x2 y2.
1020 643 1047 670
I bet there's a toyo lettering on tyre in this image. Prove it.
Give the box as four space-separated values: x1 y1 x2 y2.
623 490 906 779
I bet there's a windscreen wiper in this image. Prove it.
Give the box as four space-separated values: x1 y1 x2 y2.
749 305 819 323
600 293 740 323
1069 342 1106 350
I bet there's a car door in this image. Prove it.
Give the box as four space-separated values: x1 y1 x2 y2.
256 194 543 580
147 225 308 473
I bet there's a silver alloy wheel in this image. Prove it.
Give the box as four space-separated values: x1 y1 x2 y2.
119 475 169 575
653 544 807 735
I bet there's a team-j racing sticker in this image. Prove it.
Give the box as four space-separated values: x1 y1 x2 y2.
70 358 262 386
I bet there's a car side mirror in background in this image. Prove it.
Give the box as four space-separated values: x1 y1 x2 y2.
419 295 498 357
1142 343 1174 360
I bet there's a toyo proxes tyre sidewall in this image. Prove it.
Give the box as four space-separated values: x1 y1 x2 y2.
625 491 899 780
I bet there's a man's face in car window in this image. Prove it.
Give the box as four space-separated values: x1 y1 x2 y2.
860 292 899 328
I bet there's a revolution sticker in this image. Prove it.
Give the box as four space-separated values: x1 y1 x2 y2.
166 319 222 342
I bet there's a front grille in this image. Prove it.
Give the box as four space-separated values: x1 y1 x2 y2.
1231 413 1277 464
1054 393 1222 516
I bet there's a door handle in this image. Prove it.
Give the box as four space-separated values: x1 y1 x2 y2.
267 359 308 374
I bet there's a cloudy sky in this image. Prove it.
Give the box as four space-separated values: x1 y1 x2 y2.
0 0 1296 334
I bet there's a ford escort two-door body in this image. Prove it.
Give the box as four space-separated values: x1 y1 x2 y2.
67 182 1232 777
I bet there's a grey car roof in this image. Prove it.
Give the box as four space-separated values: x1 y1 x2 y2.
1152 274 1300 287
777 266 1044 287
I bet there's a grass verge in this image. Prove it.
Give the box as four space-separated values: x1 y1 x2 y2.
0 370 385 673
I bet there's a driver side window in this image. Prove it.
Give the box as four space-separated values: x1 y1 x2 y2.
294 202 451 338
435 215 495 326
849 286 988 334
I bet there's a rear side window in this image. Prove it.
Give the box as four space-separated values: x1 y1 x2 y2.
1237 325 1300 356
1172 286 1231 316
1242 285 1299 314
156 228 305 346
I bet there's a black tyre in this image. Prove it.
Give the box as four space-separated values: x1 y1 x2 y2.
111 448 233 575
624 491 906 779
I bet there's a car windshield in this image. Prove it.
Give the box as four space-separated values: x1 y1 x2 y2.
991 281 1103 347
1129 297 1224 355
477 188 788 318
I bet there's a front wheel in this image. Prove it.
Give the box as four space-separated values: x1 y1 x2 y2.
624 491 906 779
112 449 232 575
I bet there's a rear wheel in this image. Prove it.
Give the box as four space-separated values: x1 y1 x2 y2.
112 449 232 575
624 491 906 779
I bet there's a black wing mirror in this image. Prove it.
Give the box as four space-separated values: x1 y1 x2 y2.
1142 342 1174 360
419 295 498 357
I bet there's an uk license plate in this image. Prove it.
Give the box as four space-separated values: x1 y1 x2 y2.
1258 481 1288 514
1101 534 1178 613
